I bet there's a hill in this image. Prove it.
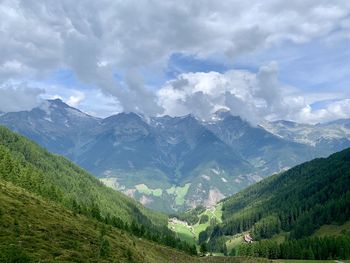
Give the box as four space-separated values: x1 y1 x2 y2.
0 126 201 258
0 179 273 263
0 125 165 226
183 148 350 259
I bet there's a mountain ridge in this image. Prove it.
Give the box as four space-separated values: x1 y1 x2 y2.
1 99 349 212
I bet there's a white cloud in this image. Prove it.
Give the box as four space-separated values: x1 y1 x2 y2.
158 63 291 123
67 91 85 107
0 83 45 112
38 83 123 118
157 64 350 124
296 99 350 123
1 0 350 117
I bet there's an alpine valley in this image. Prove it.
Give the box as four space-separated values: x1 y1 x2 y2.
1 99 350 213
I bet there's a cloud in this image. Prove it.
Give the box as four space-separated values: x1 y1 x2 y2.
295 99 350 123
1 0 350 116
157 64 350 124
38 83 123 118
0 83 45 112
158 64 289 123
67 91 85 107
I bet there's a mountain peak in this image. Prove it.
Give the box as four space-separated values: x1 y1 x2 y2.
47 98 69 107
104 112 144 122
211 109 248 126
212 108 231 121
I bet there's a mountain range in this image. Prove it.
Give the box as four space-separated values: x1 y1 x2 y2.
1 124 349 261
1 99 350 212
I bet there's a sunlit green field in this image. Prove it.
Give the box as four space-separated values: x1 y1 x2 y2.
193 203 223 238
312 221 350 238
169 202 224 247
168 221 196 245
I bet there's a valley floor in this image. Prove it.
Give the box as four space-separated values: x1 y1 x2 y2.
168 203 223 246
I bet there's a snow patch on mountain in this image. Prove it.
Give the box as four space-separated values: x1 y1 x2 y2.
201 174 210 181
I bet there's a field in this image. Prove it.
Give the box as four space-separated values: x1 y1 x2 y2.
169 220 196 245
312 221 350 238
193 203 223 238
226 233 246 252
169 202 223 245
166 183 192 206
135 183 163 197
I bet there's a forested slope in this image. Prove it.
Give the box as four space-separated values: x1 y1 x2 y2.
0 126 202 257
199 148 350 259
0 125 164 226
0 179 273 262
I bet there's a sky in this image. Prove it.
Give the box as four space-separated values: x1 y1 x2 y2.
1 0 350 124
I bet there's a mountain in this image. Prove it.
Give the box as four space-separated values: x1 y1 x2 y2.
1 100 350 213
0 99 100 159
80 112 253 212
194 148 350 259
262 119 350 152
0 101 256 212
205 111 317 175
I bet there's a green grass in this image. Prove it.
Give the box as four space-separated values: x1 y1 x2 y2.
270 232 288 244
169 221 196 245
166 185 176 194
193 221 210 238
213 203 223 221
174 183 191 206
165 183 191 205
312 221 350 238
170 202 224 242
226 233 245 252
1 178 272 262
168 205 226 246
225 230 287 253
0 180 195 262
135 183 163 197
192 203 223 238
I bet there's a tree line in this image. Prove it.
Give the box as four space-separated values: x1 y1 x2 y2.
0 127 197 256
197 148 350 255
232 233 350 260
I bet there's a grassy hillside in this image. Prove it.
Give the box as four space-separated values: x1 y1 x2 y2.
0 126 202 255
197 148 350 259
0 179 276 262
0 125 165 226
169 203 224 246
